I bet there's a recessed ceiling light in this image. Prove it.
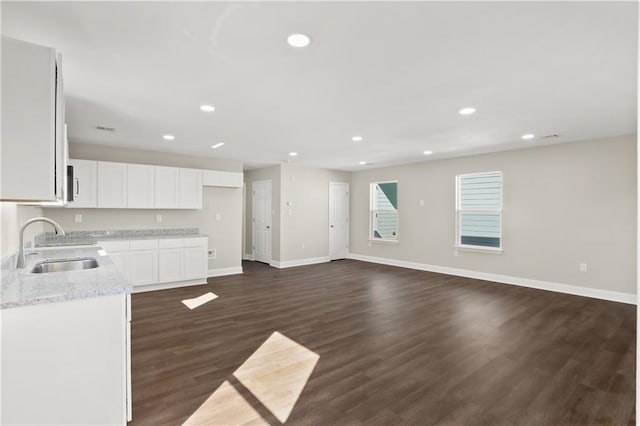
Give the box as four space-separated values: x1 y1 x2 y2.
423 150 433 155
211 142 224 149
352 136 363 142
163 134 175 140
200 105 215 112
459 107 476 115
289 152 298 157
359 161 367 165
287 33 311 48
521 134 535 140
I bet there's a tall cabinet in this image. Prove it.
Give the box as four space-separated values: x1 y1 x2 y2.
1 37 67 202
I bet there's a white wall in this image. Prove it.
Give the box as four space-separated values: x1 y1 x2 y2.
243 165 351 264
349 135 637 297
0 204 43 258
280 165 350 262
42 142 243 272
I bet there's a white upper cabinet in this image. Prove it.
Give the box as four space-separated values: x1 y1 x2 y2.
1 37 67 202
98 162 127 208
67 159 97 208
154 166 180 209
127 164 155 209
179 168 203 209
202 170 243 188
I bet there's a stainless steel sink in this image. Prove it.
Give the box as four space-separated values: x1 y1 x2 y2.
31 257 99 274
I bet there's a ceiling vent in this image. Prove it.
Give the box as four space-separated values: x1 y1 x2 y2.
96 125 115 132
541 134 560 140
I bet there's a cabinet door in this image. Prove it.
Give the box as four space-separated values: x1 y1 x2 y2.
1 38 58 201
108 251 130 282
129 249 158 286
98 162 127 208
178 168 202 209
127 164 155 209
184 246 207 280
67 159 97 208
158 248 184 283
154 166 179 209
222 172 243 188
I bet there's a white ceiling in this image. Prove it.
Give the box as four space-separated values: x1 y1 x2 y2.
2 1 637 171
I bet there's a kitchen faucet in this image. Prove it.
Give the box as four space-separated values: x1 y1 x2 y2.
16 217 65 268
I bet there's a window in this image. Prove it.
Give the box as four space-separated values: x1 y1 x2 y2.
370 181 398 241
456 171 502 250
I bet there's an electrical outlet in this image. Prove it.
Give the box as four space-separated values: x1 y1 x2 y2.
156 214 162 223
302 243 306 249
74 214 82 223
208 249 216 260
419 200 425 206
579 263 587 272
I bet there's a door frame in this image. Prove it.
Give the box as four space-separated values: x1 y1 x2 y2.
328 182 350 260
252 179 272 264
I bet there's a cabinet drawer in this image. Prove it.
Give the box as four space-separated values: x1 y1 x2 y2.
183 237 207 248
130 239 158 251
158 238 184 249
98 240 130 252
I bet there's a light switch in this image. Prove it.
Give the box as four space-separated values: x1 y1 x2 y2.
74 214 82 223
419 200 425 206
215 213 221 221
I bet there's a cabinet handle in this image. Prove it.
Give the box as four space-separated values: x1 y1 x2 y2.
75 178 80 196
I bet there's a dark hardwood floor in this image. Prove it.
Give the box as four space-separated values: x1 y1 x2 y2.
130 260 636 426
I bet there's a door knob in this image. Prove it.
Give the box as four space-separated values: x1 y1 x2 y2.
330 225 334 228
266 226 271 229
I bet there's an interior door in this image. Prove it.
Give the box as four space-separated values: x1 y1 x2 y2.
329 182 349 260
252 180 272 264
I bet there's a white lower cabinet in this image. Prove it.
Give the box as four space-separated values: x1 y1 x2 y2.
129 240 158 286
184 239 208 280
158 247 185 283
1 294 130 425
100 237 207 291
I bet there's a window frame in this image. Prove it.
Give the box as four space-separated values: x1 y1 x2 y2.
369 180 399 243
455 171 503 253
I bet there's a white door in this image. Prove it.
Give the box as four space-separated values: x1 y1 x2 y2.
97 162 127 208
67 159 97 208
252 180 272 264
155 166 179 208
127 164 155 209
329 182 349 260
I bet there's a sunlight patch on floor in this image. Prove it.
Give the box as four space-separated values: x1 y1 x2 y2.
233 331 320 423
181 331 319 425
182 380 268 426
182 292 218 310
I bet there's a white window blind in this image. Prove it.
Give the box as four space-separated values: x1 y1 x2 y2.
456 171 502 249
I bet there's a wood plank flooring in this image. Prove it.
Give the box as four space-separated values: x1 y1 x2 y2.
130 260 636 426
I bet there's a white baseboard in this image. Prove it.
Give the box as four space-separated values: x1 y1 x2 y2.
243 253 255 261
208 266 244 278
133 279 207 293
270 256 331 269
348 253 636 305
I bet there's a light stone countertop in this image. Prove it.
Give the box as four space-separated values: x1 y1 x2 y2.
35 228 208 247
1 246 132 310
